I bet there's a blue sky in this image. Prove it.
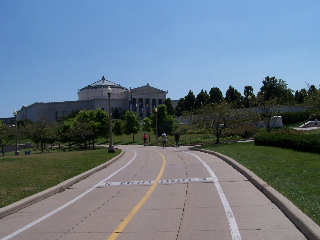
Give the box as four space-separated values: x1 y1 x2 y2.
1 1 319 118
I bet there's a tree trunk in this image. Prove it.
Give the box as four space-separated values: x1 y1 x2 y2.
215 124 220 144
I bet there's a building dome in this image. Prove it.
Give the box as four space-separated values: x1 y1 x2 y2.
78 76 127 101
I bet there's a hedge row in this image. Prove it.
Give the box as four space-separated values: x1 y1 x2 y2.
254 129 320 153
280 109 320 125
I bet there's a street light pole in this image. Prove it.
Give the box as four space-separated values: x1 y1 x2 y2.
106 86 115 153
154 108 158 144
13 111 19 155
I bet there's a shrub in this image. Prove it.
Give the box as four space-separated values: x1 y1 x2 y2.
280 109 320 125
254 129 320 153
222 125 257 138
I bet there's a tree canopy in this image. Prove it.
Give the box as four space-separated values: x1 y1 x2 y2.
149 104 178 136
209 87 223 103
189 101 246 144
0 121 14 156
195 89 210 109
257 76 294 104
225 85 242 107
123 110 141 142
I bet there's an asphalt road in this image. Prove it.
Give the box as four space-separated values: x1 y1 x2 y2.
0 145 307 240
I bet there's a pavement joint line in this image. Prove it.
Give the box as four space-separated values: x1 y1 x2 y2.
107 149 166 240
190 147 320 240
0 149 135 240
100 177 214 186
0 150 125 220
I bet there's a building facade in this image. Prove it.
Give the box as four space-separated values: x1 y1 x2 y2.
17 76 167 122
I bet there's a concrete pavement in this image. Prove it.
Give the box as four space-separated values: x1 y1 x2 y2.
191 147 320 240
0 145 319 239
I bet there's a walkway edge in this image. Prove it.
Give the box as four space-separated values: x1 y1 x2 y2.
190 147 320 240
0 150 124 219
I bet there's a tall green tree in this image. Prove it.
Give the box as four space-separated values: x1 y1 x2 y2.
184 90 196 112
189 101 244 144
209 87 223 103
113 119 124 136
195 89 209 109
58 121 74 148
70 109 108 149
243 86 255 107
25 120 56 152
142 117 153 142
163 98 175 116
308 84 319 95
294 89 308 104
176 97 185 117
305 84 320 108
244 86 254 98
255 97 280 132
257 76 294 104
150 105 178 137
175 90 196 116
225 85 242 108
0 121 14 156
123 110 141 142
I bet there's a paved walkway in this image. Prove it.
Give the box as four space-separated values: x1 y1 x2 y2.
0 145 319 240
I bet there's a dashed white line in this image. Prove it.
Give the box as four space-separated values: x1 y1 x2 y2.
100 177 214 186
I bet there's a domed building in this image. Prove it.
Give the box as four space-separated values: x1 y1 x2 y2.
17 76 167 122
78 76 128 101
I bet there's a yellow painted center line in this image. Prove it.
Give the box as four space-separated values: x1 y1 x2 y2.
107 150 166 240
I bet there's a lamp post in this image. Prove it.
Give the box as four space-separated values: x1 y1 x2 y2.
13 111 19 155
106 86 115 153
248 95 252 108
154 107 158 144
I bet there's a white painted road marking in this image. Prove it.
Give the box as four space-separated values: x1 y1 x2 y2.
1 149 138 240
186 151 242 240
2 148 242 240
100 177 214 186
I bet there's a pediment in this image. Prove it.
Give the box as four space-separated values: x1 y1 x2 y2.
132 84 167 94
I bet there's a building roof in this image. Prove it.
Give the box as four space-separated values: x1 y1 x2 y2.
131 83 167 94
78 76 127 91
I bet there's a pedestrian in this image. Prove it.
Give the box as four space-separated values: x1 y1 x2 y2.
175 132 180 148
161 133 167 148
315 118 318 127
143 133 148 147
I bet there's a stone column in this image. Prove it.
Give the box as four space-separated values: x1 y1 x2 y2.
133 98 137 114
142 98 146 118
149 98 153 115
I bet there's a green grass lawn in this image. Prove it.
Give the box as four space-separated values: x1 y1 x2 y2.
98 130 216 147
200 142 320 225
0 147 119 208
2 132 320 226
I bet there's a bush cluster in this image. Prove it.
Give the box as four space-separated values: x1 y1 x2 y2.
254 129 320 153
280 109 320 125
222 125 257 139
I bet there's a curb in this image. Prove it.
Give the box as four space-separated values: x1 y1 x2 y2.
0 150 124 219
190 147 320 240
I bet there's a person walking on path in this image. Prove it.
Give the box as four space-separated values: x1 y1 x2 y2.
143 133 148 147
161 133 167 148
175 132 180 148
315 118 318 127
